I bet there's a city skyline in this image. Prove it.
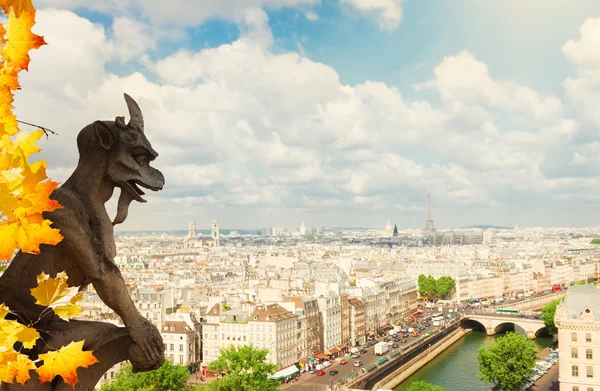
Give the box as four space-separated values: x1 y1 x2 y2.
17 1 600 230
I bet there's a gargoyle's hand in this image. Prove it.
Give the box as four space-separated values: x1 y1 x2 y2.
128 317 165 371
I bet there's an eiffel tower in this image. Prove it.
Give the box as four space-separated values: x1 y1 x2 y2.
424 192 435 231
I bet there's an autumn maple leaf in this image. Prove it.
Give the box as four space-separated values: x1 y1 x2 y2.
0 350 36 385
2 9 46 71
30 272 83 321
36 340 99 387
0 0 34 17
0 213 63 260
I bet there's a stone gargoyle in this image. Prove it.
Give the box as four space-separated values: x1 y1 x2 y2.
0 94 166 390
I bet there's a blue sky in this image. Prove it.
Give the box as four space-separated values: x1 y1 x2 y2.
18 0 600 230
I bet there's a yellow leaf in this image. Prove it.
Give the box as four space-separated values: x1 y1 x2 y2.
3 9 46 71
0 303 10 320
14 324 39 349
0 349 36 385
30 272 78 310
36 340 98 387
53 292 83 321
0 214 63 260
0 319 24 349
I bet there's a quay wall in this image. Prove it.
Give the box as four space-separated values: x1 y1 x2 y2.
373 328 471 390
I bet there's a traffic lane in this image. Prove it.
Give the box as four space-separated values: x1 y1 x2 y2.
292 324 448 388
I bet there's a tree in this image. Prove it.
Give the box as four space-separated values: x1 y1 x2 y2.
418 274 436 296
590 238 600 244
477 332 537 391
100 361 194 391
405 380 445 391
542 297 564 335
435 276 456 298
205 345 280 391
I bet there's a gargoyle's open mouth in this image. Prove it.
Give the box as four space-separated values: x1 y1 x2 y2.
122 180 162 203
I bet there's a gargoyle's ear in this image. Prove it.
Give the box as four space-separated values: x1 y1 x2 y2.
93 121 115 150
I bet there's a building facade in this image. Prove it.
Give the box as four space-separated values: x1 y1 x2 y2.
556 285 600 391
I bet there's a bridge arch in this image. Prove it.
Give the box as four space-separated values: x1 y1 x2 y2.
493 322 527 337
534 325 550 338
460 318 486 332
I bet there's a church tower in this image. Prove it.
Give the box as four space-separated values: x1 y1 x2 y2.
188 222 197 237
212 220 220 247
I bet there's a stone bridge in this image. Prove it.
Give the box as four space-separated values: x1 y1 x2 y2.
462 314 547 339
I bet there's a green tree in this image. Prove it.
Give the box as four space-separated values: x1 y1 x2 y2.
590 238 600 244
477 332 537 391
435 276 456 298
205 345 280 391
418 274 436 296
542 297 564 335
405 380 445 391
100 361 194 391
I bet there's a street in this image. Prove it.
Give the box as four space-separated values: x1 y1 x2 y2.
282 307 459 390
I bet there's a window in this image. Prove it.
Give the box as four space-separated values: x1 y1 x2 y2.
587 349 593 359
573 365 579 377
179 344 184 351
587 333 592 343
169 344 174 351
164 343 167 351
572 333 578 342
587 366 593 378
169 354 174 362
573 388 579 391
179 355 184 364
587 388 593 391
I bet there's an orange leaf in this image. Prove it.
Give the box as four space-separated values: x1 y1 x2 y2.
0 0 34 17
36 340 98 387
0 349 36 385
0 66 20 91
0 213 63 259
3 9 46 71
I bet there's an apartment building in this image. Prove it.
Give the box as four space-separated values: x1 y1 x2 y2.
556 285 600 391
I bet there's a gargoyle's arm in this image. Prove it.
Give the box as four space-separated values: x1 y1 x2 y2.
49 206 144 327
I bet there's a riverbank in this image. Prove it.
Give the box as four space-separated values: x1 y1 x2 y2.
374 328 471 390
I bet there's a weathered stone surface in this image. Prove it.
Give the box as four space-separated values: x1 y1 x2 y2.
0 94 166 390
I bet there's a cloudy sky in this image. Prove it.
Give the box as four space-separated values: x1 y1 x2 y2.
15 0 600 231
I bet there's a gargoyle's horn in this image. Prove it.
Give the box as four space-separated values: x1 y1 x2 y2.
124 93 144 132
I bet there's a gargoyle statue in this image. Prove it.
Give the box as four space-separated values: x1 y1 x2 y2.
0 94 166 390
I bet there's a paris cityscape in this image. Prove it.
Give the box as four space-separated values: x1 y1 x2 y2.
2 1 600 391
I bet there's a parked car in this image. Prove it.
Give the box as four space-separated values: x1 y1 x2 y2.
316 370 325 376
392 343 398 348
354 361 362 367
360 349 368 354
329 370 338 376
340 360 348 365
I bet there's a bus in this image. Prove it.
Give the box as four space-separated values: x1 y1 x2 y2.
377 357 389 366
496 308 520 315
432 316 445 326
362 364 377 373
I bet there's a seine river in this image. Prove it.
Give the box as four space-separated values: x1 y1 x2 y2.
393 331 553 391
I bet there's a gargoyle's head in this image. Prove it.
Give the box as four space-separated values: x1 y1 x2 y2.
79 93 165 225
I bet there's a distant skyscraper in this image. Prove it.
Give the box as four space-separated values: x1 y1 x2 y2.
300 221 307 235
393 224 398 237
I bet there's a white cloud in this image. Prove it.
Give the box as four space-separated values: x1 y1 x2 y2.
341 0 404 31
304 11 319 21
14 8 600 229
562 18 600 129
415 51 564 123
36 0 321 26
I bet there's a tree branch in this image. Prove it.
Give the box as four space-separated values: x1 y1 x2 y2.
16 119 58 138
